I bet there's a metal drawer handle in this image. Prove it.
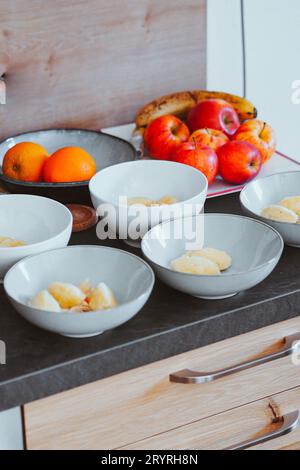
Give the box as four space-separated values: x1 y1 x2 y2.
225 410 300 450
170 333 300 384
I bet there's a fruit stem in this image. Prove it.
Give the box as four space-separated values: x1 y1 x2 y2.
259 122 267 138
192 136 199 149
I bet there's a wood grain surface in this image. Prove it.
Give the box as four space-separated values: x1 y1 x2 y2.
24 316 300 450
123 387 300 450
0 0 206 139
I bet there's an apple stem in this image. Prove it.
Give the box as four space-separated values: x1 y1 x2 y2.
192 137 198 149
172 125 180 135
259 122 267 138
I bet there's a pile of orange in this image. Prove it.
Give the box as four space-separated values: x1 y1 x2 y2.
2 142 96 183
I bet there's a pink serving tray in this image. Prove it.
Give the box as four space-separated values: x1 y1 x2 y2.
102 123 300 199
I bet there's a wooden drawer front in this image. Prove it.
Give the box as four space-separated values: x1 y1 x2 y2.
25 317 300 450
122 387 300 450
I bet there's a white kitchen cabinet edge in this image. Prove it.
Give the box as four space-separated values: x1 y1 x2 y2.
0 407 24 450
207 0 244 95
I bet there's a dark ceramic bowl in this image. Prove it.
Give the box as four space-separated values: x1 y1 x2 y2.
0 129 136 204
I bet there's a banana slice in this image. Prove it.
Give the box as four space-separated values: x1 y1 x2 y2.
48 282 86 309
70 301 92 313
29 290 61 312
186 248 231 271
87 282 118 311
0 236 25 247
158 196 178 205
79 279 93 296
127 196 177 207
127 197 154 207
171 255 220 276
261 205 298 223
279 196 300 217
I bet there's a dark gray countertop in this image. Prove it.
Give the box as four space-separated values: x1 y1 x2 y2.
1 193 300 412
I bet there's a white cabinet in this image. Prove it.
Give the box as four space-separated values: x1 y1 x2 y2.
0 407 23 450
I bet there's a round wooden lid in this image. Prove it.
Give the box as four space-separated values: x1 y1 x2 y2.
66 204 98 232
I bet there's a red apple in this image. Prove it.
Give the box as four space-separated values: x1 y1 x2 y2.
232 119 276 164
217 141 262 185
187 99 240 136
144 115 190 160
171 142 218 185
189 128 229 151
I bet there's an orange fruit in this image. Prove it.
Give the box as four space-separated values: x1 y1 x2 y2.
2 142 49 182
43 147 96 183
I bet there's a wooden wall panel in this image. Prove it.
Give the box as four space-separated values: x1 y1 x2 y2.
0 0 206 139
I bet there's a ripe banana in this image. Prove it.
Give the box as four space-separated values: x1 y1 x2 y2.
186 248 232 271
48 282 86 309
171 255 221 276
135 90 257 134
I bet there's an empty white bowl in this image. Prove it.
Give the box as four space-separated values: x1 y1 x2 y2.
4 245 155 338
240 171 300 247
0 194 72 278
141 214 283 300
89 160 208 247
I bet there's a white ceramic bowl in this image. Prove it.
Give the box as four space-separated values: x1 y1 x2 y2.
4 245 155 338
141 214 283 300
0 194 72 278
89 160 208 247
240 171 300 247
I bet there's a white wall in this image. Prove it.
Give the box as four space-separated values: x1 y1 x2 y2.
207 0 243 95
207 0 300 158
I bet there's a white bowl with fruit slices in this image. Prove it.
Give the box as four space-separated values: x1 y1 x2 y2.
0 194 72 279
141 214 283 300
89 160 208 247
4 245 155 338
240 171 300 247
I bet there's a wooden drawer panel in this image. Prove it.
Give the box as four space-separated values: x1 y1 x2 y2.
24 317 300 450
122 387 300 450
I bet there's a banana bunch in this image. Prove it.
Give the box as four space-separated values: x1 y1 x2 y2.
135 90 257 135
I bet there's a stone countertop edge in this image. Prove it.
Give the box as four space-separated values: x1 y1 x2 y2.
1 290 300 412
